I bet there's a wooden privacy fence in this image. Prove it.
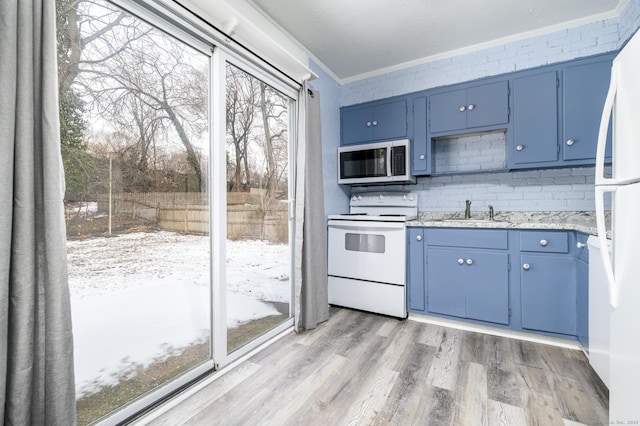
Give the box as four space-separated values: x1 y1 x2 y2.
97 192 288 243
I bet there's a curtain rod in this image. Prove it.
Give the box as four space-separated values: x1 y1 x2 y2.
172 1 302 89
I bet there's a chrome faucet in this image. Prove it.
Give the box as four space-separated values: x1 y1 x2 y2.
488 204 495 221
464 200 471 219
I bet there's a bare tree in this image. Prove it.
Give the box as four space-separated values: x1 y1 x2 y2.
258 82 288 198
74 16 209 192
226 64 259 191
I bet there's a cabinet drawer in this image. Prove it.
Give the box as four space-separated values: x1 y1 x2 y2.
519 231 569 253
426 229 508 249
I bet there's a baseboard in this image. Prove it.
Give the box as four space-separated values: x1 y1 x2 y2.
408 313 582 350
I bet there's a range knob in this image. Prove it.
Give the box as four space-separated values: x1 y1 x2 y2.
402 194 408 201
408 195 415 201
357 195 363 201
379 194 384 200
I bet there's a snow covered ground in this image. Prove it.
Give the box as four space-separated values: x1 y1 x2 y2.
68 231 290 397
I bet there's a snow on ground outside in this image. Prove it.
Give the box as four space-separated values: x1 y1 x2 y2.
68 231 290 397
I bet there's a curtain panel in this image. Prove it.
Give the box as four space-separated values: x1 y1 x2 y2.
0 1 76 424
294 83 329 332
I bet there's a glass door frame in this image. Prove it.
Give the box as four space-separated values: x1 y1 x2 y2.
86 0 299 424
212 49 297 368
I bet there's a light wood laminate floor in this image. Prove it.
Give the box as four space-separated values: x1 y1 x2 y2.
145 308 608 426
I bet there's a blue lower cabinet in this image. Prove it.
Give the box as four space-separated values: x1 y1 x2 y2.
465 250 509 325
520 254 577 336
426 247 509 324
407 228 426 312
576 258 589 351
427 248 467 318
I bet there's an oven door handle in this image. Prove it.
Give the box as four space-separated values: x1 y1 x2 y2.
327 220 405 230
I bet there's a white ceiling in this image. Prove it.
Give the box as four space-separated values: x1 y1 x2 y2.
248 0 623 82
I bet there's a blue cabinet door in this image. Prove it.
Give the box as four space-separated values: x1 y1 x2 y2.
412 96 430 175
577 258 589 351
341 105 374 145
341 99 407 145
373 100 408 141
429 89 467 133
466 81 509 129
407 228 426 312
466 250 510 325
520 254 576 335
563 59 613 162
427 248 466 318
512 71 559 166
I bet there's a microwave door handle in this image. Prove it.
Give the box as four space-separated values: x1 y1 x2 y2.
387 147 392 177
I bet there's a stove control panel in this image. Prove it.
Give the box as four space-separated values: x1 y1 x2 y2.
350 191 417 207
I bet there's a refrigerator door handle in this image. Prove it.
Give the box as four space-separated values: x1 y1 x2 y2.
595 62 618 186
595 185 618 308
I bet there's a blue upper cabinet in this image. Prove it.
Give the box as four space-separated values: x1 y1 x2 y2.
562 56 613 163
341 98 407 145
511 71 559 167
430 80 509 134
411 96 431 175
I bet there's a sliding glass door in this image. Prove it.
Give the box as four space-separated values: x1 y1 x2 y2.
224 63 294 354
58 0 212 423
56 0 296 423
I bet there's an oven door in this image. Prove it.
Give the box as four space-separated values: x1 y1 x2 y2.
327 220 406 285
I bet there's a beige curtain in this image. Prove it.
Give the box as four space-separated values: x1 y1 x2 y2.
294 82 329 332
0 1 76 423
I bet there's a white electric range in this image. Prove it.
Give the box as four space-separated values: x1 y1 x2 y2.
327 192 418 318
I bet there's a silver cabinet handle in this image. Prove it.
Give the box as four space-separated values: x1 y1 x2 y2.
372 120 378 126
419 154 426 160
416 235 422 241
366 121 372 127
576 242 585 249
466 259 473 265
459 106 466 112
458 258 464 265
566 139 575 146
468 104 475 111
539 239 548 247
516 145 524 151
523 263 531 270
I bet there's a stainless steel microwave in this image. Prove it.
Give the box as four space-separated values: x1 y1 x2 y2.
338 139 415 185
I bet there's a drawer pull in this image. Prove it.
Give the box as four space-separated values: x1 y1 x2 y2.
467 104 475 111
419 154 426 160
576 242 585 249
539 239 548 247
416 235 422 241
459 105 466 112
523 263 531 271
516 145 524 151
466 259 473 265
372 120 378 126
458 258 464 265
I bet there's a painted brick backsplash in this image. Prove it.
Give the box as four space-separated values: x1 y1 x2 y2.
392 166 607 213
433 132 507 174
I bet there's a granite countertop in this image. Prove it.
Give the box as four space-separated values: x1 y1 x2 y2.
407 211 611 237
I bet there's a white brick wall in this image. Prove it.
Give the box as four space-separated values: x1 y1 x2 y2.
317 2 638 214
340 1 639 106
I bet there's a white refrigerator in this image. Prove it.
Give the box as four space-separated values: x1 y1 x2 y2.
595 29 640 422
